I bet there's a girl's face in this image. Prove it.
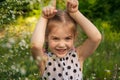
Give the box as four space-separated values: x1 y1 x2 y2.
48 25 75 58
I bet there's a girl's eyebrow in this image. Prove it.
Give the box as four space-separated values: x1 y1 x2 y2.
50 35 59 39
51 35 58 37
65 34 73 37
66 35 73 37
50 34 73 38
51 35 73 37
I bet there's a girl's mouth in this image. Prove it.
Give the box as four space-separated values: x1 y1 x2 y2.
56 49 66 54
54 48 69 58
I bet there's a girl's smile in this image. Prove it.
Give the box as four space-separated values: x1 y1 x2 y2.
48 25 75 58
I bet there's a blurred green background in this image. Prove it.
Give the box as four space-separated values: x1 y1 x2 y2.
0 0 120 80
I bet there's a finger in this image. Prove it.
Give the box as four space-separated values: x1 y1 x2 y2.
42 7 47 16
45 7 49 15
49 7 54 15
48 7 55 15
47 7 57 18
68 0 78 7
72 1 77 8
67 0 72 8
53 9 57 13
73 0 78 7
67 1 71 8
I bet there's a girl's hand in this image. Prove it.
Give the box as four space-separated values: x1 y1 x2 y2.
42 6 57 19
67 0 79 13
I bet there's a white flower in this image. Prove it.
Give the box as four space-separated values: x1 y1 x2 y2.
105 69 111 75
9 49 13 53
19 39 26 47
20 67 26 75
92 76 96 79
118 67 120 70
6 42 12 48
25 78 29 80
8 38 15 44
118 76 120 79
105 69 110 73
11 65 16 70
30 56 33 62
104 77 107 80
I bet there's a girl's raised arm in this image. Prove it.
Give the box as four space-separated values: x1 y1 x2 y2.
30 0 57 75
67 0 102 62
31 0 57 60
31 17 48 59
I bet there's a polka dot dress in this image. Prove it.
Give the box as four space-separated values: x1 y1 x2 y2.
42 50 83 80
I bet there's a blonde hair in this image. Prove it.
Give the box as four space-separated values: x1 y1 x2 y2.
46 10 77 37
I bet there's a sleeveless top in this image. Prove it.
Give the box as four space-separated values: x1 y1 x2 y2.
42 50 83 80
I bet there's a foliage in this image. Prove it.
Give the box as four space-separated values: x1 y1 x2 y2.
78 0 120 31
0 0 40 27
83 20 120 80
0 16 40 79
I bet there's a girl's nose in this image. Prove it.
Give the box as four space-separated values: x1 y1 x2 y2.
58 41 65 48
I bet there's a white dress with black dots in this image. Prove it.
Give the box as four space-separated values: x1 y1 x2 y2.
42 50 83 80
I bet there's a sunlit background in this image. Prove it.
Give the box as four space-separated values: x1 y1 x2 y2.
0 0 120 80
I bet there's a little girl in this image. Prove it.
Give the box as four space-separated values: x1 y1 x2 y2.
31 0 102 80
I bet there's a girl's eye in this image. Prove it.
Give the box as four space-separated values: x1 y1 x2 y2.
53 37 59 40
65 37 72 40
